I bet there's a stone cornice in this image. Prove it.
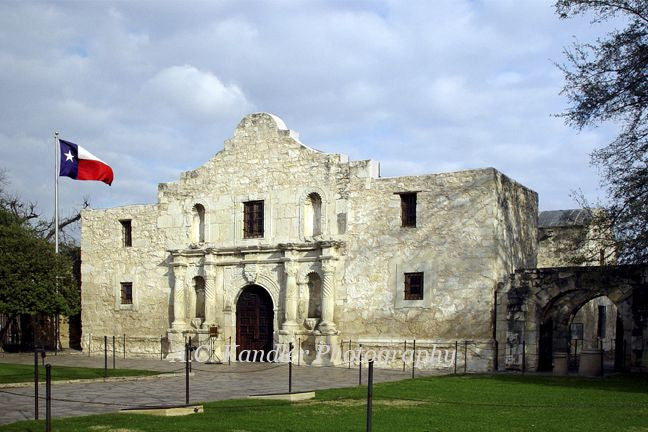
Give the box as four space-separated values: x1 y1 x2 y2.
167 240 345 258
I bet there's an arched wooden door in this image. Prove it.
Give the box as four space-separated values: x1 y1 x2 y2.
236 285 274 361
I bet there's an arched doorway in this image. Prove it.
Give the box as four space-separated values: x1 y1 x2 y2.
503 266 646 372
568 295 619 372
236 285 274 361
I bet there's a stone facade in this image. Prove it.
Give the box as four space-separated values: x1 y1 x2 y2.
81 113 538 370
497 265 648 372
537 209 615 267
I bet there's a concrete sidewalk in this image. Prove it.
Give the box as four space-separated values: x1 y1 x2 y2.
0 352 445 426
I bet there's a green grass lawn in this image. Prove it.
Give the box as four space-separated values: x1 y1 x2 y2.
0 362 160 384
1 374 647 431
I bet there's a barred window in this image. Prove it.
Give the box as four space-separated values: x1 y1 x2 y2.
120 282 133 305
399 193 417 227
404 272 424 300
120 220 132 247
243 200 264 238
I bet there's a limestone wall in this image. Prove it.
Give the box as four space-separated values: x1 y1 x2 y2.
337 168 528 347
80 113 539 370
493 171 538 276
154 113 355 250
81 204 171 343
537 209 616 268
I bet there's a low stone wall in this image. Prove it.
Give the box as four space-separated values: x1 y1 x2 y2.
297 339 494 372
82 334 168 359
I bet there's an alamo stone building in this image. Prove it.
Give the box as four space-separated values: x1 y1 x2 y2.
80 113 648 372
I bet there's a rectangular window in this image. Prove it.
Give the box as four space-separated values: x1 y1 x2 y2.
120 282 133 305
120 220 132 247
243 200 264 238
399 193 417 227
404 272 424 300
597 305 606 338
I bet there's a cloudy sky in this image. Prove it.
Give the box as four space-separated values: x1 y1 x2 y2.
0 0 619 226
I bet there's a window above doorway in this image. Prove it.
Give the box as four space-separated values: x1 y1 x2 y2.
243 200 264 238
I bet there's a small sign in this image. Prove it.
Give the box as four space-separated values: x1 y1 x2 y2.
209 326 219 337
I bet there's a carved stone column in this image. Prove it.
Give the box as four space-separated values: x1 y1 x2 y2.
282 261 299 331
214 265 224 326
204 263 217 327
172 263 187 330
318 260 337 334
187 274 197 322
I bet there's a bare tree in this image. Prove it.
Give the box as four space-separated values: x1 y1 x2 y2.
556 0 648 263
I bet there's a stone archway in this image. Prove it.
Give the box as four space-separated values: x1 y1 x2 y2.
500 265 648 372
235 285 274 361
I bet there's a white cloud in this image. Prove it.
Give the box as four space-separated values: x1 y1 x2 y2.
141 65 253 121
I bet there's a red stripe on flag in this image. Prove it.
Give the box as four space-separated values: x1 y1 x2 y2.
77 159 114 185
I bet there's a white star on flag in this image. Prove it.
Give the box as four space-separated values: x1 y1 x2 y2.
64 150 74 162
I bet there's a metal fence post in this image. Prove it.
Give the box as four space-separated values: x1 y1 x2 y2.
34 350 38 420
112 335 116 369
348 340 352 369
359 344 363 386
160 335 163 360
188 336 193 372
403 341 407 371
88 334 91 357
411 340 416 379
464 340 468 374
45 364 51 432
454 341 458 374
494 339 499 371
123 333 126 359
366 360 374 432
104 336 108 378
228 336 232 366
54 315 59 357
289 342 293 394
185 343 190 405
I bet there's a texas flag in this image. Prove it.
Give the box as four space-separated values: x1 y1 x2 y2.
59 139 114 186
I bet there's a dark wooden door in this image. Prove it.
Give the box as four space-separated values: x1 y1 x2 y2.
236 285 274 361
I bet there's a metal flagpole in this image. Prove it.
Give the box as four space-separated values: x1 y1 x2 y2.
54 132 60 353
54 132 59 254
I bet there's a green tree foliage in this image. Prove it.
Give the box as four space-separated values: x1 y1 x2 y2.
0 172 81 343
556 0 648 263
0 210 79 318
